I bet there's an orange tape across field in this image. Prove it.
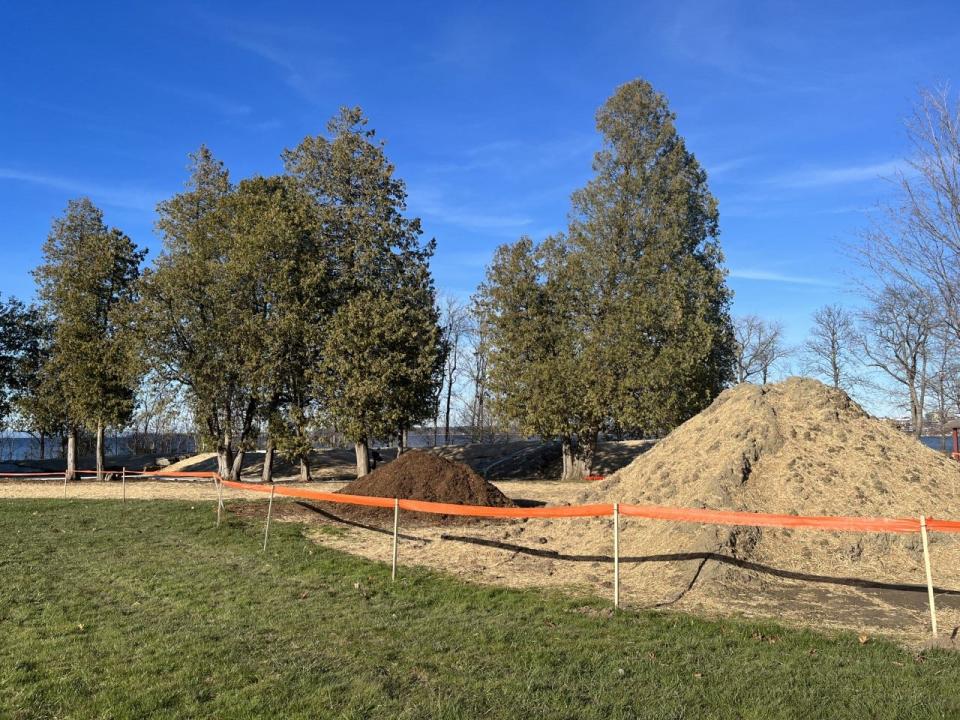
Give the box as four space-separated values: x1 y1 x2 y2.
4 470 955 534
216 477 959 533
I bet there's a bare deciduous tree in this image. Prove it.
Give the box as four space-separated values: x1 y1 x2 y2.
859 284 936 438
925 331 959 451
433 295 471 445
803 304 861 390
856 87 960 344
733 315 789 384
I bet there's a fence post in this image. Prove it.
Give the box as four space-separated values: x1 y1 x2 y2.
920 515 938 637
216 476 224 528
262 484 276 552
122 467 126 504
613 502 620 610
392 498 399 582
63 471 68 500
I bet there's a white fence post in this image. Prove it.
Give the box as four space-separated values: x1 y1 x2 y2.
122 467 126 504
216 477 224 528
613 502 620 610
63 472 68 500
920 515 938 638
262 485 276 552
392 498 400 582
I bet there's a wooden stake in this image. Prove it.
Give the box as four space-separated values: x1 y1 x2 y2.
63 471 68 499
262 485 275 552
391 498 399 582
122 467 126 504
920 515 938 637
216 476 224 528
613 502 620 610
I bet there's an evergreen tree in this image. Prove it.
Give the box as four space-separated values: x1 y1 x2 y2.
285 108 444 476
227 174 330 482
139 147 259 480
479 79 734 479
33 199 144 479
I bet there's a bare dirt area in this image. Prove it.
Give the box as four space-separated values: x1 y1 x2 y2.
260 378 960 644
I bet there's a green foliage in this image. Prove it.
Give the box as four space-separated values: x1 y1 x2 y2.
0 297 49 431
227 174 330 468
139 147 262 475
32 198 144 434
478 79 734 474
286 108 445 446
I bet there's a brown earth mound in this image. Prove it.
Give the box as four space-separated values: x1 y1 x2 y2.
305 450 515 527
510 377 960 633
341 449 515 507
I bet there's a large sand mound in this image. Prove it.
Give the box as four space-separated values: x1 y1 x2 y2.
519 378 960 625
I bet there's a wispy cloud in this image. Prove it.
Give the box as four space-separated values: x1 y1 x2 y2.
195 12 342 106
704 155 755 177
729 268 839 287
770 160 907 189
158 84 252 118
409 184 533 234
0 168 159 211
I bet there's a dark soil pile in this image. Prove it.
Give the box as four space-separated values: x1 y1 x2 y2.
340 450 515 507
300 450 515 527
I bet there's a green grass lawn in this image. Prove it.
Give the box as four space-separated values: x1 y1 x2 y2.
2 499 959 719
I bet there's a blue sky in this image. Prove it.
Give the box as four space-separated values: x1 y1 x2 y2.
2 1 958 356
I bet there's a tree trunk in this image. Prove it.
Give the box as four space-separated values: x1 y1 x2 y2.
95 420 105 481
216 430 233 479
444 382 454 445
560 435 577 481
65 428 78 482
230 450 245 481
299 456 311 483
355 439 370 478
576 428 599 478
261 439 275 483
39 431 45 461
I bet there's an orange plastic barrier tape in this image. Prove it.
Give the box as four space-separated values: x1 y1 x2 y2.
130 471 220 479
215 476 960 534
398 499 613 518
219 478 611 517
927 518 960 533
619 504 920 534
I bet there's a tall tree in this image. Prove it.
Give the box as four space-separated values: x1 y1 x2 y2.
859 284 935 438
285 108 444 477
33 199 143 480
436 295 470 445
803 304 860 390
479 79 735 479
139 147 258 480
227 174 330 483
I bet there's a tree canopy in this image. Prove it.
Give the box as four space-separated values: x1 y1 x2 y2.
478 79 734 478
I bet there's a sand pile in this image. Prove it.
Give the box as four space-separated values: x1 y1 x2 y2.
516 378 960 620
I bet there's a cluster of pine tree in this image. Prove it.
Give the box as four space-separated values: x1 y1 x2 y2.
6 108 445 481
476 80 735 478
0 79 736 482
